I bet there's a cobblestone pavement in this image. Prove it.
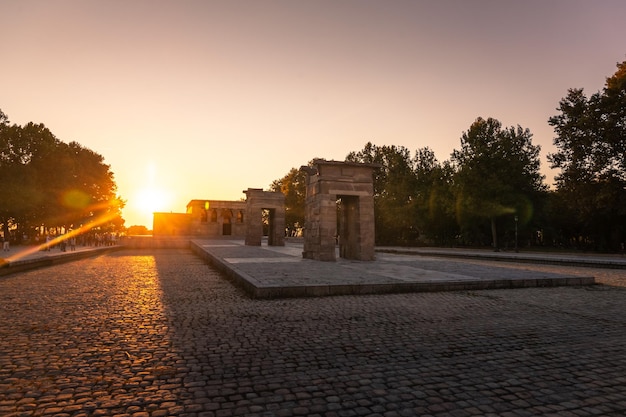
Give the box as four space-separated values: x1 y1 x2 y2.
1 249 625 417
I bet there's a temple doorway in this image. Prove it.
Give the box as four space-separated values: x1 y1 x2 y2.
337 195 361 259
221 209 232 235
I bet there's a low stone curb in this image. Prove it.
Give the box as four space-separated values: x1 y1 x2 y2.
0 246 121 277
377 248 626 269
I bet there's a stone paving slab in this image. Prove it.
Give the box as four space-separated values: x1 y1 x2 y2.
191 240 595 299
1 249 625 417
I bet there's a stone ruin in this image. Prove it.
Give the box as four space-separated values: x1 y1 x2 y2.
243 188 285 247
300 159 378 261
152 159 378 262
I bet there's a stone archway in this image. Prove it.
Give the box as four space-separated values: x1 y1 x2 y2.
300 159 378 261
243 188 286 246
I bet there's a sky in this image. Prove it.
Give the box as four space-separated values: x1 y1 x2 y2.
2 1 626 228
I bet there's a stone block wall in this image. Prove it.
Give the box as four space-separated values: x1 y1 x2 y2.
301 159 378 261
244 188 286 246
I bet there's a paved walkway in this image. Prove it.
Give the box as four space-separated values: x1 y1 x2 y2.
5 239 622 297
190 240 599 299
1 248 625 416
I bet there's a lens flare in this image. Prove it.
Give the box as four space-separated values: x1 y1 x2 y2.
62 189 91 209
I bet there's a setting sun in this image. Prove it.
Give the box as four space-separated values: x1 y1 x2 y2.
122 162 175 227
135 187 169 214
124 183 173 227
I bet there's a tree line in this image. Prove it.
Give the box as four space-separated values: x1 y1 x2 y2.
271 60 626 253
0 110 124 244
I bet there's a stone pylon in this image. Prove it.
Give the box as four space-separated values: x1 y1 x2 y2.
300 159 378 261
244 188 286 246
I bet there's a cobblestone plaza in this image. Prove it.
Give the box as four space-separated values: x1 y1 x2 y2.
1 248 625 416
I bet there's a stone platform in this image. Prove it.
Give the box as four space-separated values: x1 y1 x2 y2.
190 239 595 299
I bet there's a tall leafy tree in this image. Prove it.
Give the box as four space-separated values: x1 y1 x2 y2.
0 110 124 240
601 61 626 177
413 147 458 245
346 143 418 245
0 119 48 236
548 60 626 251
269 167 307 232
451 117 546 250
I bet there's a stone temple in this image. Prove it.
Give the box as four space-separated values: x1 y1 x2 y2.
151 159 378 261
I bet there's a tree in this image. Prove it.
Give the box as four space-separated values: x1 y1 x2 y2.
346 143 418 245
412 147 458 245
548 60 626 251
0 109 125 241
127 225 149 236
451 117 546 250
0 120 47 237
269 167 307 233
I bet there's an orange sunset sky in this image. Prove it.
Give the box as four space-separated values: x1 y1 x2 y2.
2 1 626 228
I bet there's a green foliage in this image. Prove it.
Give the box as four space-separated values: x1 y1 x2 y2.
347 143 418 244
269 167 306 231
413 148 458 245
0 110 125 238
548 60 626 251
345 143 459 245
451 117 545 249
265 60 626 252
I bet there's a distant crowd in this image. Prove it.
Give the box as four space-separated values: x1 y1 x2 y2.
31 231 120 252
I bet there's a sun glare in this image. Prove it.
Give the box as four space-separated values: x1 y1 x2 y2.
125 163 174 227
135 187 169 214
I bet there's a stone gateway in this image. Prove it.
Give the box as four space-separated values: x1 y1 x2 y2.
243 188 285 246
301 159 379 261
